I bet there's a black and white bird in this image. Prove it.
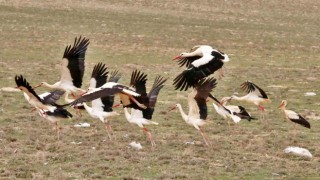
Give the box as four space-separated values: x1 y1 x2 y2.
81 63 122 139
278 100 310 138
34 36 90 98
68 79 146 111
15 75 72 139
230 81 271 120
211 96 255 128
170 77 217 146
123 70 167 147
173 45 229 91
38 107 73 140
15 75 63 113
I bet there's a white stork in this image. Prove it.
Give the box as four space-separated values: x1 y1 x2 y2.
278 100 310 138
14 75 72 139
123 70 167 147
33 36 90 98
211 96 255 128
170 77 217 146
230 80 271 119
172 45 229 91
81 63 122 139
15 75 62 113
38 107 73 140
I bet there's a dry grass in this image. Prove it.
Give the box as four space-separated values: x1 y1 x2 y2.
0 0 320 179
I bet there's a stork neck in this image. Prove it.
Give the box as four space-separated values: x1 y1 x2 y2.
176 104 188 122
42 82 59 89
64 93 73 103
231 95 246 101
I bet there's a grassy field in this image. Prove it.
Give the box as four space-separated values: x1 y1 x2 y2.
0 0 320 179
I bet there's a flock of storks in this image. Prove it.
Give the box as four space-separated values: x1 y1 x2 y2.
13 36 311 146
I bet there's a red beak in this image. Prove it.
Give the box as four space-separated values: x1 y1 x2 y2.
32 84 42 89
172 55 181 60
168 106 176 112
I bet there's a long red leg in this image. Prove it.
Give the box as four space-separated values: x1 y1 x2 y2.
199 127 209 146
143 127 156 147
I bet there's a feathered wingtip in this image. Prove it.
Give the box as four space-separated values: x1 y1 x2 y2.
108 70 122 83
14 75 41 101
91 62 108 79
151 75 168 91
130 69 147 88
63 36 90 59
173 71 190 91
195 77 217 91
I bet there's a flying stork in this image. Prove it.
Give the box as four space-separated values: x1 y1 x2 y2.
230 80 271 120
211 96 255 128
170 77 217 146
123 70 167 147
81 62 122 139
15 75 72 139
172 45 229 91
33 36 90 98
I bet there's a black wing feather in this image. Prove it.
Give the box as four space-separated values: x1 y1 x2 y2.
91 62 108 88
241 81 268 99
290 115 311 129
63 36 90 88
41 90 66 105
173 59 223 91
15 75 41 102
194 78 217 119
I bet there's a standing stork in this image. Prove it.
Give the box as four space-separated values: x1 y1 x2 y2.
123 70 167 147
81 62 122 139
278 100 310 138
170 77 217 146
33 36 90 98
172 45 229 91
230 80 271 120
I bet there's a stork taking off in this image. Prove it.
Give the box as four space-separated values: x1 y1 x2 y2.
33 36 90 98
211 96 255 129
123 70 167 147
172 45 229 91
15 75 63 113
15 75 72 139
230 80 271 120
68 79 146 111
170 77 217 146
81 62 122 139
278 100 310 139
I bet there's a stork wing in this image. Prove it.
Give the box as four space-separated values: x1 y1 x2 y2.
40 90 65 105
173 59 223 91
286 110 310 129
89 62 108 89
177 56 202 67
147 76 167 108
70 86 122 106
241 81 268 99
108 70 122 83
61 36 90 88
193 78 217 119
15 75 41 102
130 70 147 96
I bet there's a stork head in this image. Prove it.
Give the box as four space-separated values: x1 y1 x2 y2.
220 97 232 105
173 47 203 60
168 104 180 112
278 100 287 109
